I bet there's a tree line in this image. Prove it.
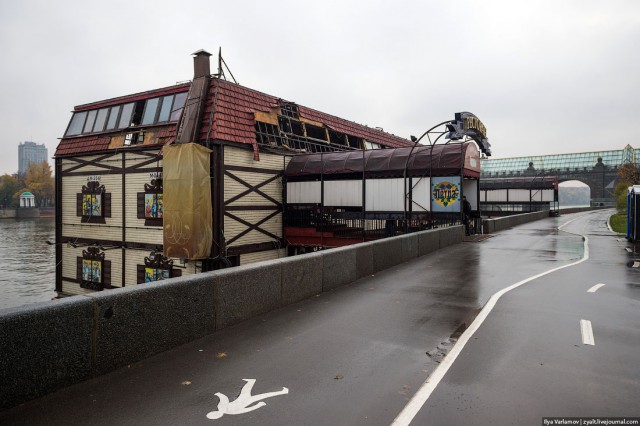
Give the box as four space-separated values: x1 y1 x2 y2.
0 161 54 208
615 163 640 213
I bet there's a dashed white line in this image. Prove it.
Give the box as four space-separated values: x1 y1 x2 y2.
580 319 595 345
587 283 605 293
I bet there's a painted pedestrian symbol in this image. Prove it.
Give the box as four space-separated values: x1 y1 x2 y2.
206 379 289 420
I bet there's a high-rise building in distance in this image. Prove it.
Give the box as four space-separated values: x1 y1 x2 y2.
18 141 48 175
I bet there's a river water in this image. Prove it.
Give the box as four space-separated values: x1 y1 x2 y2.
0 218 56 311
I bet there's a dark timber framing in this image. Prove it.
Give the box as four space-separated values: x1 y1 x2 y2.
222 151 285 257
57 146 165 292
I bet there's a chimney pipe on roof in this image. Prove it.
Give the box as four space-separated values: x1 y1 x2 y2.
192 49 212 78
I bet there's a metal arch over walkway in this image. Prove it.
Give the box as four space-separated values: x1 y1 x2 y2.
480 144 638 204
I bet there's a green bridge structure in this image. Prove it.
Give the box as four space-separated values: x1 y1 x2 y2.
480 144 638 206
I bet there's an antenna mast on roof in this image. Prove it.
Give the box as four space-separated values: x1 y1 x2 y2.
214 47 238 84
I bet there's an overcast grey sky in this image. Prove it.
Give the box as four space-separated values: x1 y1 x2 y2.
1 0 638 175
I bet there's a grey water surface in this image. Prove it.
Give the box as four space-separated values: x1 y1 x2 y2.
0 218 56 310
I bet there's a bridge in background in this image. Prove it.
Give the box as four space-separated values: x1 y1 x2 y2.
480 144 638 205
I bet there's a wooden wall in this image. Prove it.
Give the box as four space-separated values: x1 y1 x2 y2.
222 146 290 257
58 144 293 296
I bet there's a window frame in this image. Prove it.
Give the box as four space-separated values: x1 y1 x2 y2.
137 251 181 284
137 178 163 226
65 111 88 136
76 180 111 224
77 246 111 291
63 91 188 137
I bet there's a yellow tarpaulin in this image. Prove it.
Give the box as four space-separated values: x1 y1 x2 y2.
163 143 212 260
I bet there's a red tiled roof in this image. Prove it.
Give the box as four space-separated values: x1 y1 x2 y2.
57 78 412 157
55 136 111 156
199 78 412 150
199 79 274 144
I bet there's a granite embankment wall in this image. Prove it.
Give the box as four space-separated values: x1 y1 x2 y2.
0 208 42 219
1 226 464 410
481 211 550 234
480 206 598 234
0 209 16 219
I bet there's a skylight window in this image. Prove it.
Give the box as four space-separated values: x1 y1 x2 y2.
83 110 97 133
93 108 109 132
66 111 87 136
105 106 120 130
63 91 188 137
141 98 160 125
118 103 134 129
158 95 173 122
170 92 187 121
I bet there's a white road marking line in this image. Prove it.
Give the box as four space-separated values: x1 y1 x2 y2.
580 320 595 345
634 261 640 268
587 283 605 293
391 218 590 426
626 248 633 253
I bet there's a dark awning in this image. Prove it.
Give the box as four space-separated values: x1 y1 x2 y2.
285 142 480 179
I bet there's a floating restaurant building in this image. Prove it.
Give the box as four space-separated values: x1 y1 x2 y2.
54 50 414 296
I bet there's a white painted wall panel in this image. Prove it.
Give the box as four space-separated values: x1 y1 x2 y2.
240 249 285 265
541 189 555 202
509 189 532 202
485 189 508 202
287 181 321 204
365 178 405 211
463 179 479 209
411 177 431 211
324 180 362 206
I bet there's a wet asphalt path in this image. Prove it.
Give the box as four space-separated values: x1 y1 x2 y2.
403 210 640 425
1 210 635 425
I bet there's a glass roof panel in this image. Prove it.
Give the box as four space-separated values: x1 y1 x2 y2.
481 146 636 174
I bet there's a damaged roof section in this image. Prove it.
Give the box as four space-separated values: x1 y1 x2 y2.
57 66 412 157
200 78 412 154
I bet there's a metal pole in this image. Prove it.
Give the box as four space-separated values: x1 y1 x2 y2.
403 120 452 232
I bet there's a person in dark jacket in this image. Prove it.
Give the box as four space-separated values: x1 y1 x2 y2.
462 195 472 235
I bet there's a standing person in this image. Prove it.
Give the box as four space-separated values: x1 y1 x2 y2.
462 195 472 235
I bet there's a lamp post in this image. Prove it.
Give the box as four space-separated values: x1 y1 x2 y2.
403 120 453 233
404 113 490 233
